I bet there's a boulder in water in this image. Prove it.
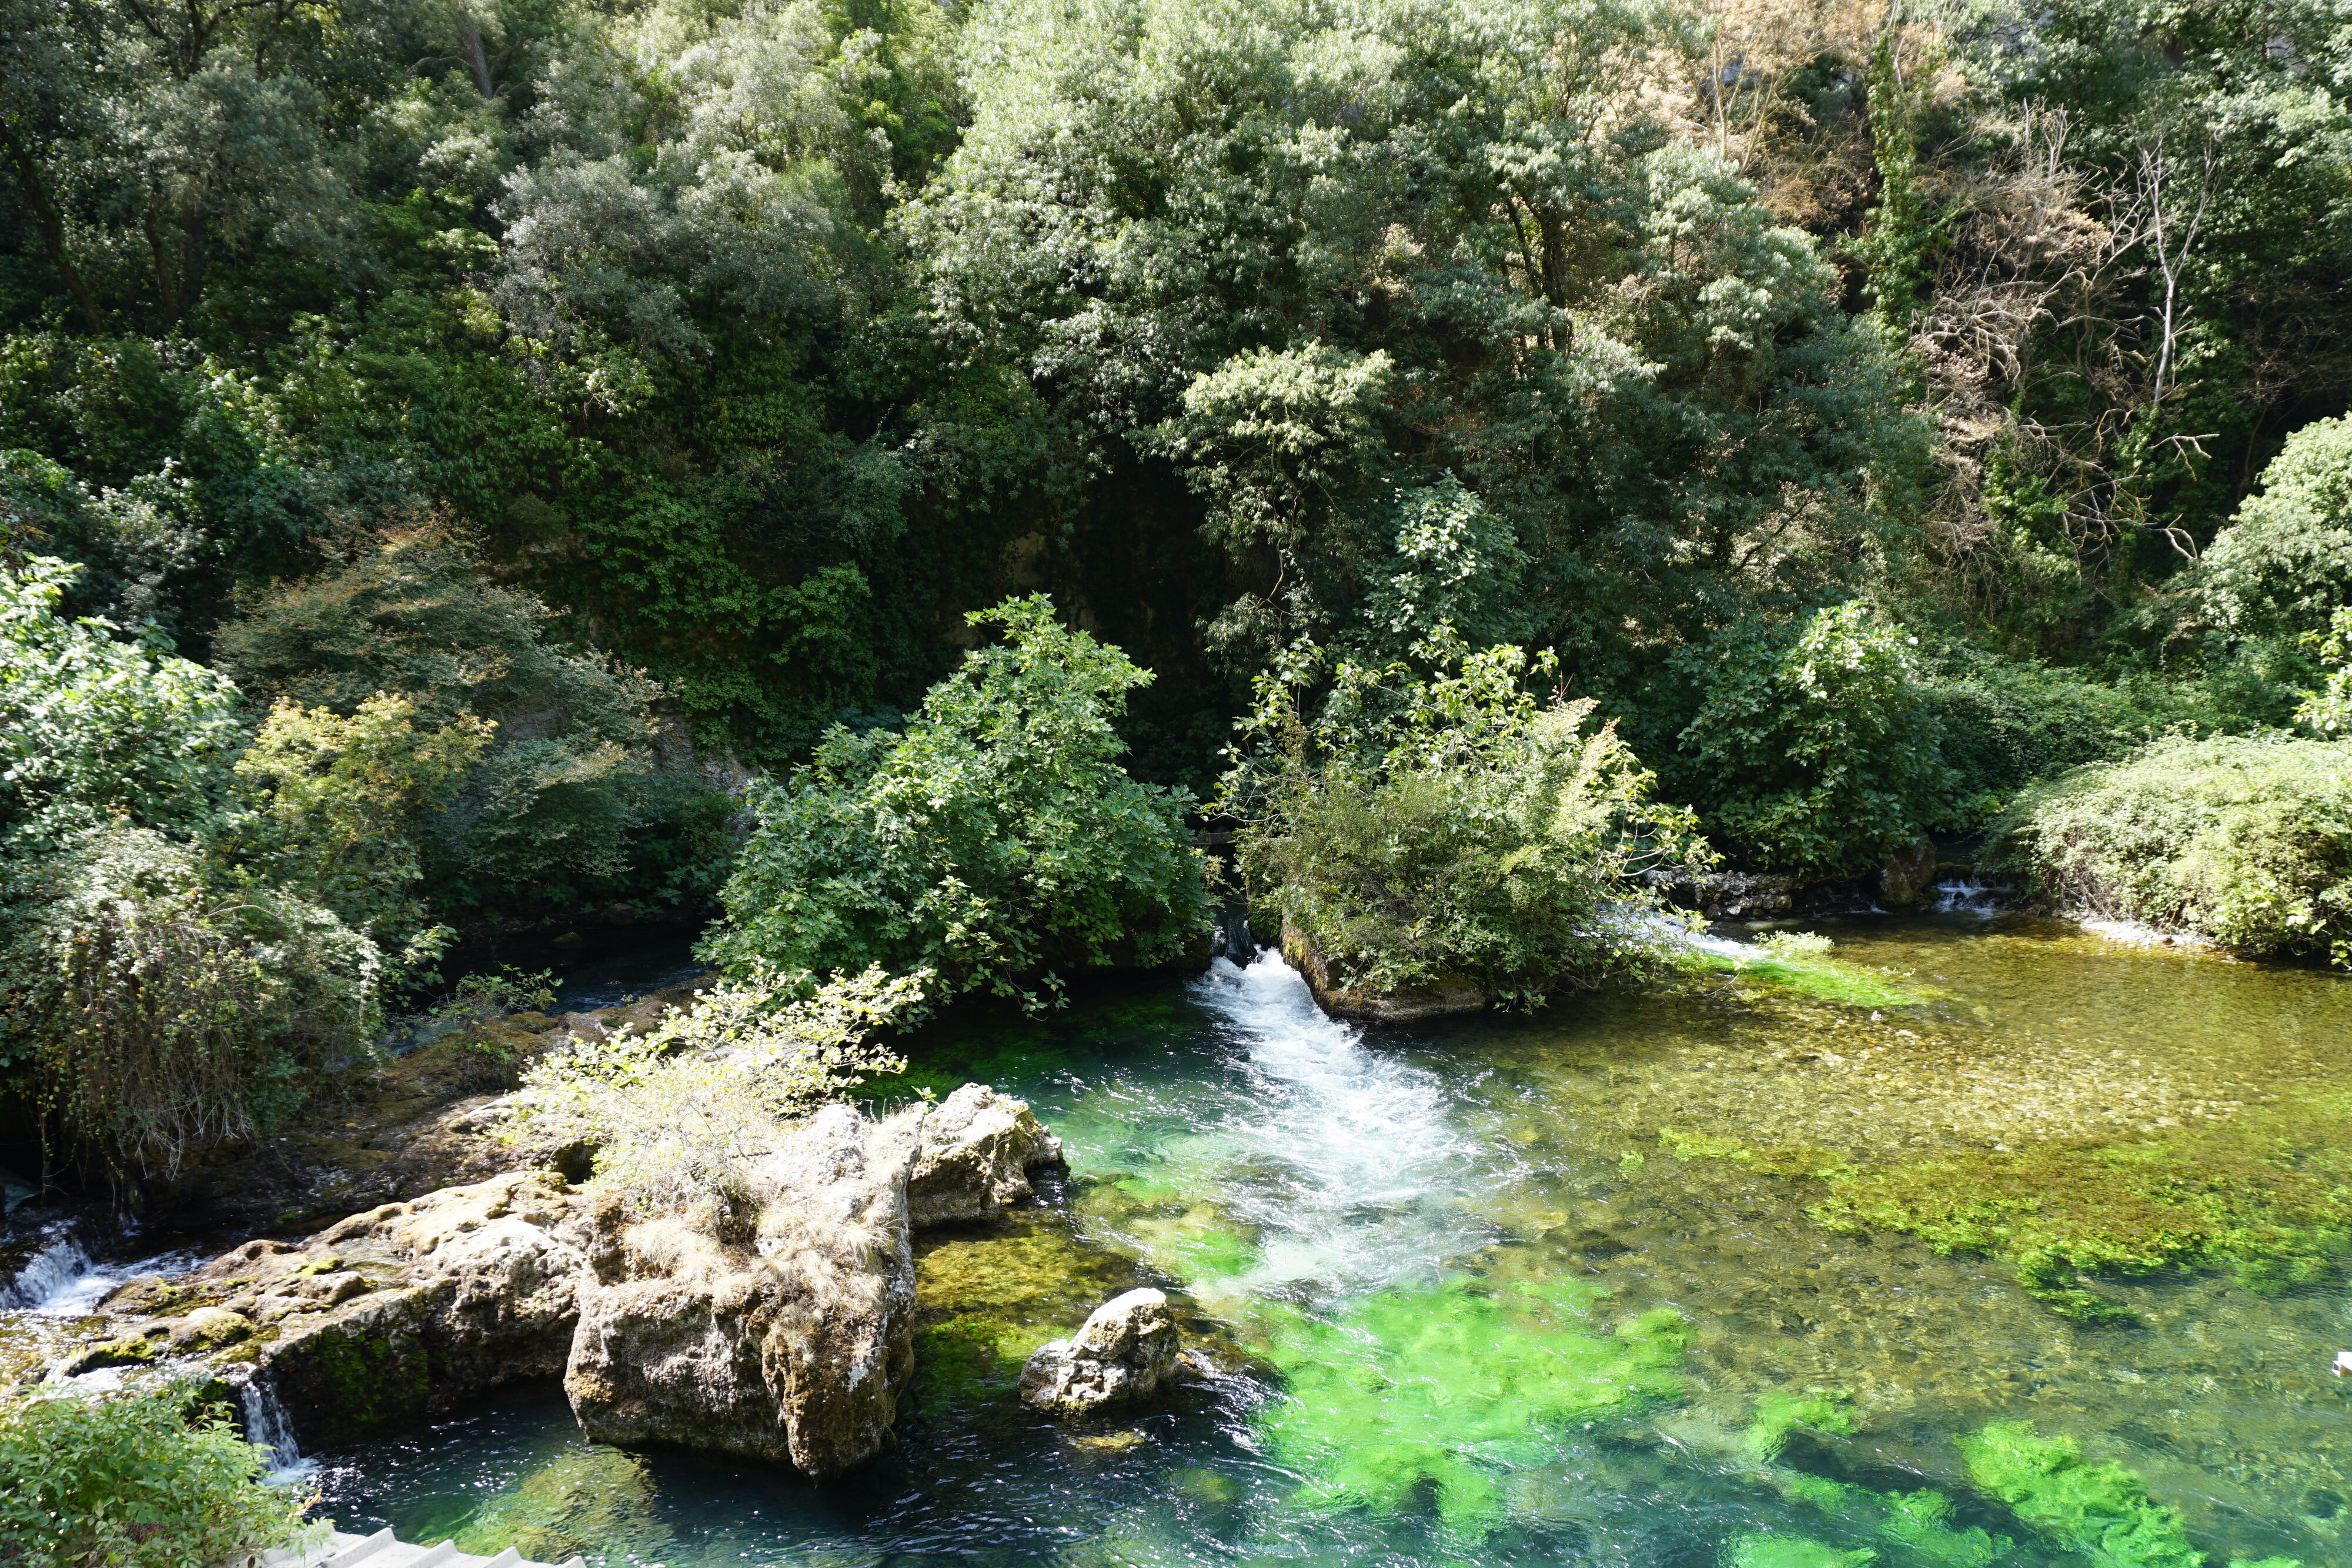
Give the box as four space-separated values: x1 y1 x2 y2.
1282 920 1487 1022
1878 838 1940 908
1018 1288 1194 1413
564 1102 924 1477
907 1083 1066 1227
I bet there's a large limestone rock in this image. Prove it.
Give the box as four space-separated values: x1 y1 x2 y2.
77 1171 590 1449
564 1102 925 1477
907 1083 1066 1227
1018 1288 1190 1413
52 1081 1073 1475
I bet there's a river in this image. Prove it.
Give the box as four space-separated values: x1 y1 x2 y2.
265 910 2352 1568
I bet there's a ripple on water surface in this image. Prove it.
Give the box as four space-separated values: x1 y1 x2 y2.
315 917 2352 1568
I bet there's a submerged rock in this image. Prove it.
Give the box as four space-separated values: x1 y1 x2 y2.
1877 838 1939 908
1018 1288 1196 1413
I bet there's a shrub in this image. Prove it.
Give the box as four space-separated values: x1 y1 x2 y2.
1224 633 1706 1005
215 529 673 915
0 1384 315 1568
2186 415 2352 645
513 964 924 1229
1918 654 2246 815
2 825 382 1175
2300 607 2352 737
1990 735 2352 964
700 596 1208 1009
1 556 240 852
1673 602 1956 874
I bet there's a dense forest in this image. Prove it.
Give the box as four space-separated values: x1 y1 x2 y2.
6 0 2352 1174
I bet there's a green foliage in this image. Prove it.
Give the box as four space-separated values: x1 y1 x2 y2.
216 530 686 919
1919 655 2250 816
1225 634 1707 1005
1 555 240 851
1726 1536 1879 1568
701 596 1208 1009
2187 417 2352 646
2 824 381 1175
1254 1277 1688 1536
1675 603 1956 874
515 962 924 1225
2297 608 2352 738
0 1384 316 1568
1990 736 2352 965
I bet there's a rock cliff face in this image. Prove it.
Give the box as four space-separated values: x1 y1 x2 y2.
65 1081 1070 1477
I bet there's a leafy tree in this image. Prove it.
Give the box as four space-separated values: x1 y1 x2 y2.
701 596 1207 1008
1673 601 1956 874
2187 416 2352 646
0 554 239 852
1223 630 1706 1005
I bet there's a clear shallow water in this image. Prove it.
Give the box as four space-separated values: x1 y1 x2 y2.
313 916 2352 1567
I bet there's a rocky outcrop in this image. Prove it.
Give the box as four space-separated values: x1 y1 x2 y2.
1018 1288 1196 1413
907 1084 1065 1227
1877 839 1940 908
564 1102 924 1477
1281 920 1487 1023
55 1080 1073 1476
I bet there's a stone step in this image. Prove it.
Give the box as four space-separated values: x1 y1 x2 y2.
230 1527 583 1568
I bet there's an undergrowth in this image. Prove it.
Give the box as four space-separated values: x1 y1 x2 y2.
1253 1276 1687 1536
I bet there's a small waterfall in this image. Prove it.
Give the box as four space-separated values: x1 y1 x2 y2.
238 1377 314 1481
0 1227 96 1310
1932 877 2005 916
1180 951 1498 1295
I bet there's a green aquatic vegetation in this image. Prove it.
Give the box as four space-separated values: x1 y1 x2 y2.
1167 1226 1257 1279
1957 1419 2300 1568
443 1445 662 1562
1745 1389 1857 1461
1699 949 1943 1009
1253 1277 1687 1535
1778 1473 2009 1567
910 1217 1160 1414
1728 1536 1879 1568
1813 1098 2352 1319
1663 1089 2352 1319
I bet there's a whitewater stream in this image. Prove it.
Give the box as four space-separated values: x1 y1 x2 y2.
14 910 2352 1566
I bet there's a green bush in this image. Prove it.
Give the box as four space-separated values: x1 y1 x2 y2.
2186 416 2352 645
1224 633 1706 1005
1990 735 2352 964
215 530 685 918
1 556 240 853
514 964 924 1228
3 825 382 1175
1673 602 1956 874
0 1384 315 1568
700 596 1208 1009
1919 654 2245 814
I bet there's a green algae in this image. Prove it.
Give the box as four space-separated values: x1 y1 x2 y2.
1959 1419 2300 1568
1652 1090 2352 1320
1693 933 1945 1009
1728 1535 1882 1568
908 1213 1168 1416
437 1444 663 1561
1252 1276 1687 1536
1744 1388 1857 1461
1813 1098 2352 1320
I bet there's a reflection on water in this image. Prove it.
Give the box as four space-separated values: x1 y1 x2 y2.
315 914 2352 1567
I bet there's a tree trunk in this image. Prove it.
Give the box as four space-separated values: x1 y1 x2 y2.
0 120 105 333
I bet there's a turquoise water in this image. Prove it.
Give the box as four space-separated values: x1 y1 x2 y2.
312 915 2352 1567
